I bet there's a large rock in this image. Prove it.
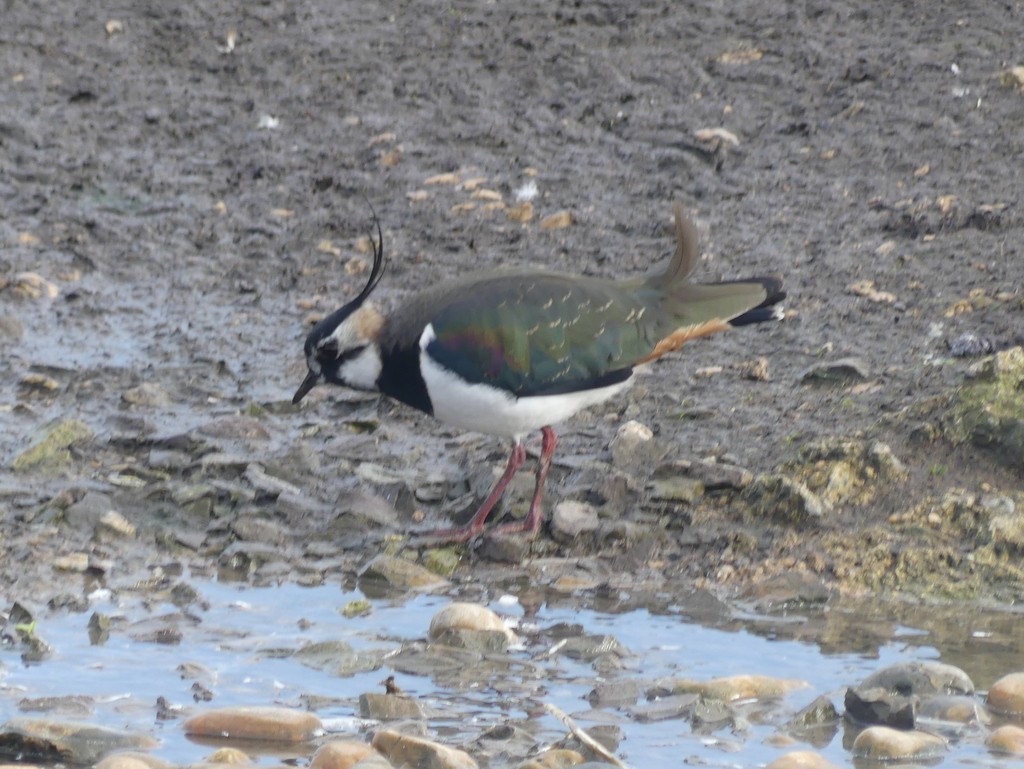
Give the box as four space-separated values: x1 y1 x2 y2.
948 346 1024 471
12 419 94 474
182 706 322 742
371 729 477 769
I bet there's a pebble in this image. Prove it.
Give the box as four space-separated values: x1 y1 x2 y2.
517 749 586 769
204 748 251 763
93 756 163 769
609 420 664 473
987 671 1024 714
121 383 172 407
371 729 478 769
766 751 843 769
428 602 517 644
851 726 946 760
666 458 753 490
550 501 600 541
182 706 322 742
986 724 1024 755
916 694 988 724
627 693 698 722
309 740 380 769
361 555 449 591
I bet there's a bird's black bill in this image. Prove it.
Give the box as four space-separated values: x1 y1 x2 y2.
292 370 320 404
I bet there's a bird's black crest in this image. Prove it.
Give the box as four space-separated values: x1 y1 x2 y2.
357 209 386 303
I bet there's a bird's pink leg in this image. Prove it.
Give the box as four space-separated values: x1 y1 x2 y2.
423 441 527 543
491 426 557 537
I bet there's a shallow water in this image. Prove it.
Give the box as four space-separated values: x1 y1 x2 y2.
2 579 1022 768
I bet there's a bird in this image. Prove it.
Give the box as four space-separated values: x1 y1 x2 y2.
293 203 784 542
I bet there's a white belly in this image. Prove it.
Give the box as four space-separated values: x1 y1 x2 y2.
419 345 632 441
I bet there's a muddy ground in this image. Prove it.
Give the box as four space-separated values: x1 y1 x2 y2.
2 1 1024 608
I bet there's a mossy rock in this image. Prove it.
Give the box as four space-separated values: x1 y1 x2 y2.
12 419 94 474
947 347 1024 472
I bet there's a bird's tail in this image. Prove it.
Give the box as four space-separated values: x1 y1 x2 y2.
634 204 785 362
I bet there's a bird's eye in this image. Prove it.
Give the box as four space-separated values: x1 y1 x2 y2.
337 344 367 364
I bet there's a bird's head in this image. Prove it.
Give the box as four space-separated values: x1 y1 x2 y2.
293 217 387 404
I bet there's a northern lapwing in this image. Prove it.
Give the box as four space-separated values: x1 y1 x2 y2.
293 203 784 542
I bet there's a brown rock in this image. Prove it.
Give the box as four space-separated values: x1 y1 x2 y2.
766 751 843 769
986 724 1024 755
183 706 322 742
851 726 946 760
371 729 477 769
309 740 378 769
988 671 1024 714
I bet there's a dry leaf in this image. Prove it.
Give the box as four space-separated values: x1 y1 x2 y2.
270 208 294 218
345 258 368 276
540 210 572 230
17 232 41 246
937 195 957 214
380 147 402 167
451 202 476 214
695 366 724 378
317 239 342 257
425 172 461 185
460 177 488 191
406 190 429 202
213 200 227 215
369 131 396 146
913 164 930 177
507 201 534 223
104 19 124 36
848 280 896 304
944 300 973 317
999 65 1024 89
471 188 502 202
717 48 763 64
694 127 740 146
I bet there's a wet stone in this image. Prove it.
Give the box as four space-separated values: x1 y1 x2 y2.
361 555 449 591
359 692 425 720
690 696 735 729
309 740 380 769
844 685 915 728
587 679 646 708
861 661 974 696
851 725 946 760
627 692 698 722
121 383 171 407
558 634 629 662
371 728 477 769
94 753 176 769
766 750 844 769
987 671 1024 714
183 706 322 742
609 420 665 474
986 724 1024 755
666 458 753 492
421 547 461 577
516 748 586 769
204 747 251 763
916 694 989 724
0 717 158 765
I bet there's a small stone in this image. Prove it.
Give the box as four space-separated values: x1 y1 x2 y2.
523 749 586 769
851 726 946 760
421 548 461 577
358 692 424 720
97 510 136 538
372 729 477 769
428 603 516 644
550 501 600 541
121 383 172 407
627 693 698 722
947 333 996 357
987 671 1024 714
798 357 870 386
916 695 988 724
610 420 664 473
183 706 322 742
986 724 1024 755
95 753 176 769
360 555 449 590
667 459 753 490
309 740 379 769
766 751 843 769
204 748 251 764
587 679 645 708
507 201 534 223
53 553 90 572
